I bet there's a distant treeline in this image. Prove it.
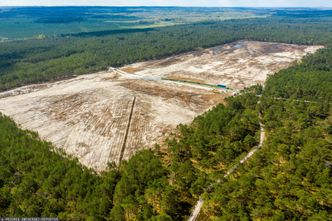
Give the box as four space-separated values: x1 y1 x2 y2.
1 13 332 91
61 28 154 38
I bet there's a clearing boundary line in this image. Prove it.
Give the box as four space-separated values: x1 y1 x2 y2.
118 96 137 166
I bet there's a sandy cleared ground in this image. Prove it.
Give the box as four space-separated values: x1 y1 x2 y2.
121 41 322 89
0 72 225 171
0 41 322 171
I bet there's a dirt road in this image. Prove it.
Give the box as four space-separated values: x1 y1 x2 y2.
188 114 265 221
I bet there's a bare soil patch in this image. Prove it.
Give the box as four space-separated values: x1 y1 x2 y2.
122 41 322 90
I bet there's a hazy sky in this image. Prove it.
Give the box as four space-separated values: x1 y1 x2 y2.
1 0 332 7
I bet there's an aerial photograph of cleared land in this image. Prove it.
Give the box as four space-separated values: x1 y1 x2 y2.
0 4 331 221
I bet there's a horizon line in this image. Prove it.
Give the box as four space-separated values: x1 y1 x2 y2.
0 5 331 8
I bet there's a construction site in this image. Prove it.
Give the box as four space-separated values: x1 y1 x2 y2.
0 41 322 171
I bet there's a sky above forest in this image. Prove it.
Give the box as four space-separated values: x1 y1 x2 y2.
1 0 332 7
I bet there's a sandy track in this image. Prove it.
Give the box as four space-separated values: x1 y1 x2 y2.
188 114 266 221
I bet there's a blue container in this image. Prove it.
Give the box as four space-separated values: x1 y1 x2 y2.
217 84 227 89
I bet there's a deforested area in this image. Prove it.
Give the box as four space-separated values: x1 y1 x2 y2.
121 41 322 90
0 41 320 171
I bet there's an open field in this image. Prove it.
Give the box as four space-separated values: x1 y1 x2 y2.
0 7 269 41
0 41 321 171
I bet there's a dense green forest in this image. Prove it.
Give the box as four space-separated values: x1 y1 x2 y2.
1 11 332 91
202 99 332 220
0 114 118 219
0 113 178 220
0 9 332 220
